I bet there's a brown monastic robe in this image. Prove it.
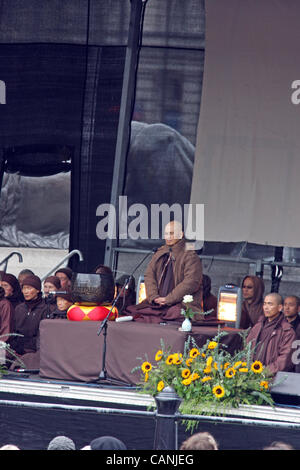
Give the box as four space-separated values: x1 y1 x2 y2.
240 275 265 329
125 238 203 323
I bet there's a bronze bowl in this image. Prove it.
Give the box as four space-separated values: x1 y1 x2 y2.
71 272 115 305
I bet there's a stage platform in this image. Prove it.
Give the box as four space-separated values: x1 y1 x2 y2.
1 320 300 449
1 372 300 450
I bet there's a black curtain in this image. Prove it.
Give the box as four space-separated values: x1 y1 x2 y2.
69 46 125 271
0 0 129 271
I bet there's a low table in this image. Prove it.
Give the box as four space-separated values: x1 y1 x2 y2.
39 319 243 385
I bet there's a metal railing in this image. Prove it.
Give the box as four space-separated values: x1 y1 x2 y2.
40 249 84 282
112 247 300 280
0 251 23 273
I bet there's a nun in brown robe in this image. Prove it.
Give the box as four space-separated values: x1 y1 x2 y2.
240 275 265 329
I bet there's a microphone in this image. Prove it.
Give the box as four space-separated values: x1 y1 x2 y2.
14 368 39 374
115 315 133 322
49 291 68 295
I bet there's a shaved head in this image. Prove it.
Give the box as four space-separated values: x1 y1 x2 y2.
265 292 283 305
284 295 300 307
164 220 183 246
263 293 283 322
283 295 300 322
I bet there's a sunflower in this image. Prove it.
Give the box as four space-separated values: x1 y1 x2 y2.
173 353 183 365
191 372 200 381
189 348 200 358
186 358 193 367
207 341 218 350
260 380 269 390
155 350 163 361
251 361 264 374
204 356 213 374
223 362 230 370
206 356 213 366
225 367 236 378
166 355 174 365
212 385 225 399
182 377 192 386
201 376 212 383
144 372 149 382
157 380 165 392
233 361 242 369
181 368 191 379
141 361 152 373
238 362 248 372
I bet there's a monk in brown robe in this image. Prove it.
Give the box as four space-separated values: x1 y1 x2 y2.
125 221 203 323
246 293 295 374
240 275 265 329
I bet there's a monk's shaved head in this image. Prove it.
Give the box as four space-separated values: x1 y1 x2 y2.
263 293 283 322
264 292 283 305
164 220 183 246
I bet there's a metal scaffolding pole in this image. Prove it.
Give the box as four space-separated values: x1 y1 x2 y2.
104 0 146 268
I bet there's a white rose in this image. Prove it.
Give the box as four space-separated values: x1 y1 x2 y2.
183 295 193 304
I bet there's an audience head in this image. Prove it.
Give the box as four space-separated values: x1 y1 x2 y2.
263 441 294 450
0 444 20 450
0 273 21 299
115 275 136 297
83 436 127 450
21 275 42 301
56 292 73 312
47 435 76 450
94 264 113 276
18 269 35 285
54 268 73 290
43 276 61 297
263 293 283 322
283 295 300 323
180 432 218 450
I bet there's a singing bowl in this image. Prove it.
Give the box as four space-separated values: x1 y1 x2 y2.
71 272 115 305
67 304 118 321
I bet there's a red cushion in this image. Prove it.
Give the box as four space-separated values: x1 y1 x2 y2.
67 304 118 321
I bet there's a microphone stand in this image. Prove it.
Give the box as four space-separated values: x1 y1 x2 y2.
92 249 156 387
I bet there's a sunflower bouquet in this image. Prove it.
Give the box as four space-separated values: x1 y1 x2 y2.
133 330 274 420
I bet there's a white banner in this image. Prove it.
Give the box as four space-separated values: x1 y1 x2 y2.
190 0 300 247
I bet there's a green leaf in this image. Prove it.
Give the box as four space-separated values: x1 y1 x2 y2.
250 390 274 407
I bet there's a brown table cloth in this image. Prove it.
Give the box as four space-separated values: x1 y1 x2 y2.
39 319 243 385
